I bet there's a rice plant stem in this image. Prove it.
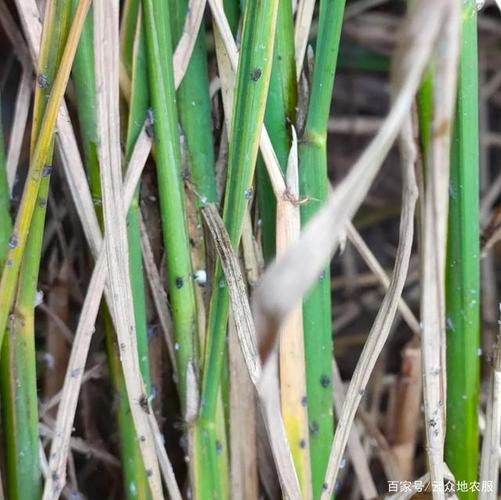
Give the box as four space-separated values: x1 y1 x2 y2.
199 0 279 428
191 0 279 496
298 0 345 495
224 0 240 34
256 0 297 262
445 1 480 496
0 0 90 345
122 7 153 497
122 3 152 392
70 2 152 497
171 0 216 206
143 0 219 494
251 0 312 494
141 0 197 412
0 1 72 498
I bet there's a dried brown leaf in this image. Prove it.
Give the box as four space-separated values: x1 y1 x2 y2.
200 203 301 498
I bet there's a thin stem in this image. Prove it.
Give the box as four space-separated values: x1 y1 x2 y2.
142 3 215 496
122 5 154 497
171 0 216 205
252 0 312 494
194 0 279 496
122 3 152 397
1 1 72 498
0 0 91 344
445 1 480 496
70 2 152 497
256 0 297 262
200 0 279 428
298 0 345 496
142 0 197 417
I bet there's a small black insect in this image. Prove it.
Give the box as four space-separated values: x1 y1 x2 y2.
37 73 49 89
309 421 320 435
250 68 262 82
175 277 184 289
8 234 18 249
320 374 331 388
215 440 223 455
42 165 53 177
139 393 150 414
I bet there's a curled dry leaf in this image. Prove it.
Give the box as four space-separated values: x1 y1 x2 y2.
200 203 302 499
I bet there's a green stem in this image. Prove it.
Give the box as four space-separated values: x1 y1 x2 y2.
171 0 216 206
0 1 73 498
0 94 17 499
122 3 152 391
200 0 279 429
142 0 197 417
170 4 230 496
445 2 480 497
256 0 296 262
70 2 152 497
0 0 89 349
255 0 313 493
142 3 216 495
298 0 345 496
224 0 240 35
121 7 153 496
193 0 279 495
0 226 43 500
